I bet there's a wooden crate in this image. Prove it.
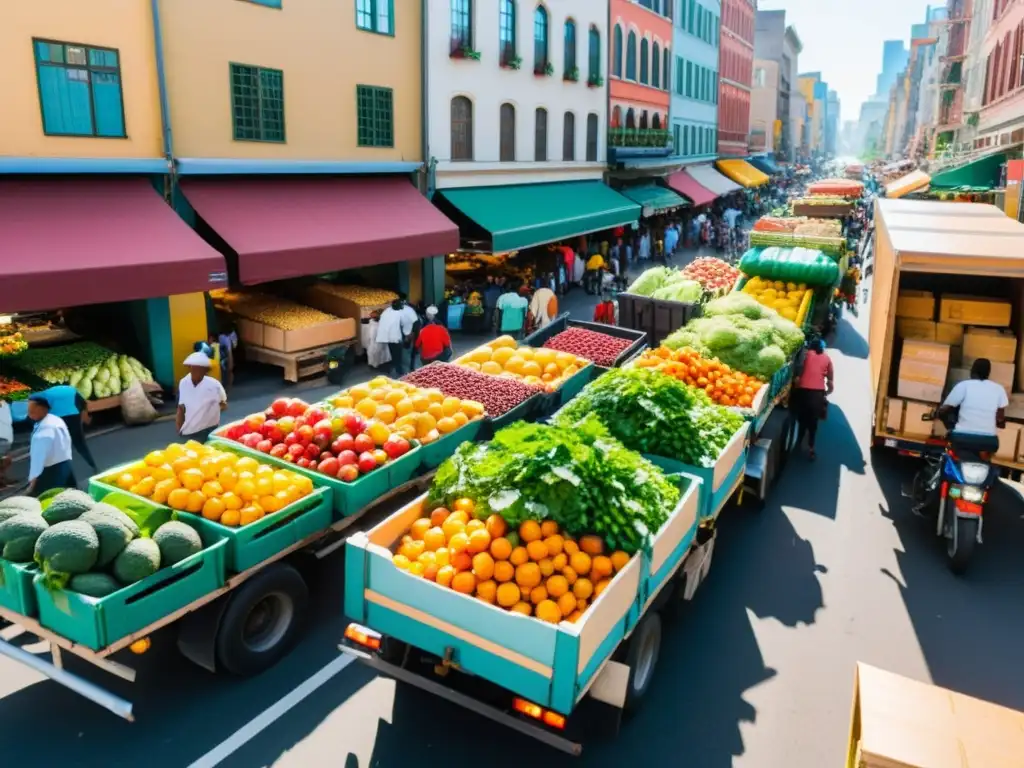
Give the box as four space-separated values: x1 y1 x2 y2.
236 316 355 354
302 285 392 323
245 342 349 383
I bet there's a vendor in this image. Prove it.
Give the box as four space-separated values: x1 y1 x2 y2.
26 394 75 497
176 352 228 444
415 306 453 364
585 252 605 295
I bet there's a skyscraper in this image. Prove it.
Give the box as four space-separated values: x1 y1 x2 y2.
876 40 909 99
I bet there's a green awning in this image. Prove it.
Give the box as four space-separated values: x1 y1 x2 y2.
436 181 641 252
619 184 688 214
930 152 1007 190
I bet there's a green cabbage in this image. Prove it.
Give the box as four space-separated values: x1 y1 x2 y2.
650 279 702 303
628 267 682 297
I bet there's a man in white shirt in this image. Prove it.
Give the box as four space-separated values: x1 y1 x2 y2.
176 352 228 443
938 358 1007 445
0 398 13 487
376 300 407 376
26 394 75 497
398 296 421 371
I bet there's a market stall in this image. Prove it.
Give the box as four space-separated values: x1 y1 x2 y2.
885 169 931 199
716 159 771 188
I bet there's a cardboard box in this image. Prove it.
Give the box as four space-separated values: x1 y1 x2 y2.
896 290 935 320
997 423 1021 462
896 318 936 342
962 327 1017 363
963 356 1014 396
934 322 964 346
897 341 951 403
1006 393 1024 420
885 398 905 432
901 340 951 365
236 316 356 353
939 294 1012 327
903 401 935 437
945 367 971 394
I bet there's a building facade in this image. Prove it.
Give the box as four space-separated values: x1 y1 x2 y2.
718 0 754 157
749 59 779 153
977 0 1024 150
797 72 827 155
753 10 801 160
609 0 672 150
671 0 720 161
825 89 840 156
877 40 911 99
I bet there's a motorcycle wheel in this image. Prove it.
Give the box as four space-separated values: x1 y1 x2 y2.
947 517 979 576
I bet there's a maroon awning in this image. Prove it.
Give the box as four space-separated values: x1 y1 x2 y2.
0 178 227 313
180 177 460 285
666 170 718 208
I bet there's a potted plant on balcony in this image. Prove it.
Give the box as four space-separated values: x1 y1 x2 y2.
501 55 522 70
564 67 580 83
534 61 554 77
450 40 481 60
587 73 604 88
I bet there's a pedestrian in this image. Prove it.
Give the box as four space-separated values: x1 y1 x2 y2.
585 251 605 295
593 291 616 325
176 352 228 444
415 306 454 364
216 322 238 389
399 295 421 372
484 276 503 332
376 299 407 376
0 397 12 488
37 384 98 472
25 394 76 497
792 336 834 460
638 230 651 262
496 281 530 336
529 281 558 329
664 222 679 260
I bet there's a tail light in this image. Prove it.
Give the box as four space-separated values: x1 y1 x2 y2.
344 623 382 651
954 499 984 515
513 697 567 730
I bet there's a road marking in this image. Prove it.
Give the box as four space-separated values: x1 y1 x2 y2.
187 654 356 768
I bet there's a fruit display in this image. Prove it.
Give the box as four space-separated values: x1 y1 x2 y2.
404 364 540 417
11 342 154 400
791 196 854 208
540 327 635 368
738 247 841 288
217 290 341 330
681 257 742 295
635 346 765 408
455 336 589 391
807 179 864 198
740 277 814 325
626 267 703 302
663 293 804 379
310 284 397 307
0 375 32 401
0 330 28 358
555 369 744 467
100 441 315 526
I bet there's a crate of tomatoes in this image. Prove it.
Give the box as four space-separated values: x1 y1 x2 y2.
634 346 767 412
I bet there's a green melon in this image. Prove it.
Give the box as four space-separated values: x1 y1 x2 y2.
34 520 99 574
152 521 202 566
113 538 161 585
86 502 141 538
0 513 49 563
78 511 133 567
68 573 122 599
42 489 95 525
0 496 43 523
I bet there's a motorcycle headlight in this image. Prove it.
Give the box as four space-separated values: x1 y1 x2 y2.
960 485 984 503
961 462 989 485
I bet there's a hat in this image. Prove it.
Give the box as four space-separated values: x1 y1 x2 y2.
28 394 50 408
425 305 439 318
183 351 212 368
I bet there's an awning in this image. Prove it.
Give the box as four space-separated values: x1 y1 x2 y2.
181 176 459 285
434 181 640 253
618 184 688 215
716 159 771 187
666 170 719 207
687 164 744 196
929 152 1007 190
748 155 781 176
885 170 931 199
0 178 227 314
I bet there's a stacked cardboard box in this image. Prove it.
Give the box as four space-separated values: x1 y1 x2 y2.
897 340 950 403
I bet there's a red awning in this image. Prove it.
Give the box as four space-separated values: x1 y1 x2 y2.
0 178 227 313
180 177 460 285
666 170 718 208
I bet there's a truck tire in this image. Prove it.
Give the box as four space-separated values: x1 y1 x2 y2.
215 562 309 676
624 613 662 714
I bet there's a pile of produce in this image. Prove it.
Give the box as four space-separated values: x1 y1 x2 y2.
0 490 204 595
663 293 804 379
404 364 538 417
807 179 864 198
311 284 397 307
739 247 841 288
218 291 340 330
626 267 703 303
555 368 745 467
791 196 853 208
541 327 634 368
0 330 27 358
456 336 588 390
680 257 741 295
12 342 154 400
101 441 315 525
635 346 765 408
0 376 32 401
740 277 813 324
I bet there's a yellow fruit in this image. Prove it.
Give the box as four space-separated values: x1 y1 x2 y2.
436 565 456 587
434 547 451 568
535 600 561 623
573 578 593 600
367 421 391 446
407 562 426 578
399 539 425 561
492 334 517 349
569 551 592 575
260 494 283 514
497 581 521 607
480 360 503 376
409 518 431 541
515 562 542 588
220 509 241 528
557 592 577 618
151 464 175 482
393 553 411 570
423 527 446 551
452 571 476 594
530 585 548 604
526 540 548 562
235 456 259 473
395 398 415 417
235 479 256 502
116 473 135 490
452 412 469 427
461 400 485 418
144 450 167 467
610 551 630 572
546 574 569 598
509 546 529 566
240 506 265 526
202 497 225 521
167 488 191 510
375 405 396 425
476 579 497 604
152 478 179 504
467 529 491 554
469 347 492 364
356 399 378 418
221 492 243 511
271 472 292 494
503 356 525 375
180 468 204 492
493 560 515 583
534 348 556 367
201 481 224 499
427 402 445 421
416 413 437 438
436 416 458 435
442 517 466 541
255 477 273 496
185 491 206 513
490 347 515 366
448 532 469 553
472 552 495 580
217 467 238 491
465 519 485 535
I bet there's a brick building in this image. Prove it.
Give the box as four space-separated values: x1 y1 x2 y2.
718 0 755 156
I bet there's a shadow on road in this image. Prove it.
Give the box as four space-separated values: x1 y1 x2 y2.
828 313 869 359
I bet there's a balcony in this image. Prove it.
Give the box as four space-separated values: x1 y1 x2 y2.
940 61 963 88
938 88 964 127
607 128 673 162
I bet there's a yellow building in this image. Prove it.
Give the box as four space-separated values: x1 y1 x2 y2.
797 75 820 154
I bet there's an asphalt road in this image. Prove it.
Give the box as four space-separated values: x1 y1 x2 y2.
5 288 1024 767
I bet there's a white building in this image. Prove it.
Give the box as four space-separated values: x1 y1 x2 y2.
670 0 721 161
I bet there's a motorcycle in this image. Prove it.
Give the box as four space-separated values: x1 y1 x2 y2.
907 410 997 575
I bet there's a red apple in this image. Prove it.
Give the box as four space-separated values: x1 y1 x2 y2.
306 407 329 426
270 444 288 458
283 432 300 447
304 443 321 460
271 398 290 416
383 436 410 459
344 413 367 437
227 424 246 440
337 450 358 466
358 452 378 474
256 439 273 453
337 464 360 482
318 457 340 476
331 434 354 455
286 398 308 417
308 460 318 472
244 413 266 432
353 433 375 454
264 408 276 420
287 443 305 459
297 457 311 468
263 421 284 443
312 434 331 451
296 425 315 443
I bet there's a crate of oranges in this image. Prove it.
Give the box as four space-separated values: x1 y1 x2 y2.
634 346 766 410
91 441 333 572
455 335 592 403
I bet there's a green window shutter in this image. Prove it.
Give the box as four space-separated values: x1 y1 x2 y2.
34 39 126 137
231 63 285 142
356 85 394 147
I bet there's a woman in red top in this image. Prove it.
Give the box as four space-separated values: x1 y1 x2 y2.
793 337 834 460
415 307 453 364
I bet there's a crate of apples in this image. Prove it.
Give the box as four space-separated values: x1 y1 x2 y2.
681 257 741 295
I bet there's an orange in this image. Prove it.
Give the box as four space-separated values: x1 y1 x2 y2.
475 579 497 604
434 548 451 568
535 600 561 624
185 491 207 514
399 539 425 561
519 520 542 543
611 551 630 572
235 479 256 502
530 585 548 605
240 507 265 526
467 529 491 554
220 509 241 528
577 598 588 612
448 509 470 525
453 498 476 516
485 514 508 539
562 567 578 585
573 578 594 600
563 539 579 556
442 517 466 541
423 527 446 552
489 537 512 561
180 468 204 492
221 492 243 511
557 592 577 618
569 551 592 575
540 520 559 538
594 578 611 597
579 535 604 556
392 554 411 570
591 556 614 579
566 610 583 623
451 551 472 571
509 546 529 566
423 563 439 582
546 574 569 598
452 571 476 594
465 519 485 535
201 480 224 499
167 488 191 511
493 560 515 583
452 412 469 427
472 552 495 581
201 497 225 521
429 507 450 526
436 565 456 588
551 553 568 571
515 562 542 589
526 540 548 562
510 601 532 616
496 582 521 608
427 402 446 421
544 535 565 557
116 472 135 490
538 558 555 577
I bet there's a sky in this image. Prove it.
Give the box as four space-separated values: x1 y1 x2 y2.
757 0 936 120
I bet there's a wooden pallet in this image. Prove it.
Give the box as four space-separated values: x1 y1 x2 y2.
86 381 163 414
245 341 352 383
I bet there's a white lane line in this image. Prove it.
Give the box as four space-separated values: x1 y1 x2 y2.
187 654 356 768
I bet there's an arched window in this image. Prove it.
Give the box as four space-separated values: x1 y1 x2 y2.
499 0 516 66
625 107 636 129
562 112 575 160
663 48 671 91
586 113 599 161
626 31 637 80
612 25 623 77
500 103 516 161
564 20 577 78
639 110 648 129
588 26 600 83
652 42 661 88
534 6 549 74
450 96 473 160
451 0 472 50
640 39 649 84
611 105 622 128
652 113 661 130
534 107 548 160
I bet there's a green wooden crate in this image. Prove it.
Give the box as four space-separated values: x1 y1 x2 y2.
34 538 228 652
0 560 39 617
417 419 484 471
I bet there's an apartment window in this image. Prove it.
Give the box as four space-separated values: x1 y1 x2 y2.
682 124 689 154
231 63 285 142
500 102 516 161
673 124 681 153
640 39 649 84
499 0 516 65
354 85 393 148
33 40 126 137
652 42 660 88
451 0 472 50
665 0 673 21
588 26 601 82
688 2 695 34
626 31 637 80
451 96 473 159
586 113 598 161
676 56 684 95
664 48 671 91
613 25 623 77
564 20 577 77
356 0 393 35
753 67 766 88
535 107 548 160
534 6 549 73
685 61 692 97
689 125 696 153
562 112 575 160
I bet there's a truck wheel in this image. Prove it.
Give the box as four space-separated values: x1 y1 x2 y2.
624 613 662 714
215 562 309 676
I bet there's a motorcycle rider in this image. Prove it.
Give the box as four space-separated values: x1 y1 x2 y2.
936 358 1006 452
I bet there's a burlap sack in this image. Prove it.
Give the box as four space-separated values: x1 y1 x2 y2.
120 381 158 425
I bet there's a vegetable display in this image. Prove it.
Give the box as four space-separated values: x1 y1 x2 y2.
554 368 745 467
792 196 853 208
542 327 634 368
807 179 864 198
748 231 845 256
11 342 154 400
626 267 703 303
455 336 588 391
431 419 679 554
218 291 341 330
404 363 539 417
0 376 32 401
739 247 841 288
635 346 765 407
0 330 27 358
680 257 741 295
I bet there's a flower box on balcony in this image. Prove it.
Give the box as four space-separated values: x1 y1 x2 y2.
564 67 580 83
450 43 481 61
534 62 554 77
587 74 604 88
500 55 523 70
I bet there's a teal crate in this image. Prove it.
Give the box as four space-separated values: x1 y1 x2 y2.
487 392 543 433
34 538 227 652
417 419 483 471
386 448 423 488
554 363 594 408
0 560 39 617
